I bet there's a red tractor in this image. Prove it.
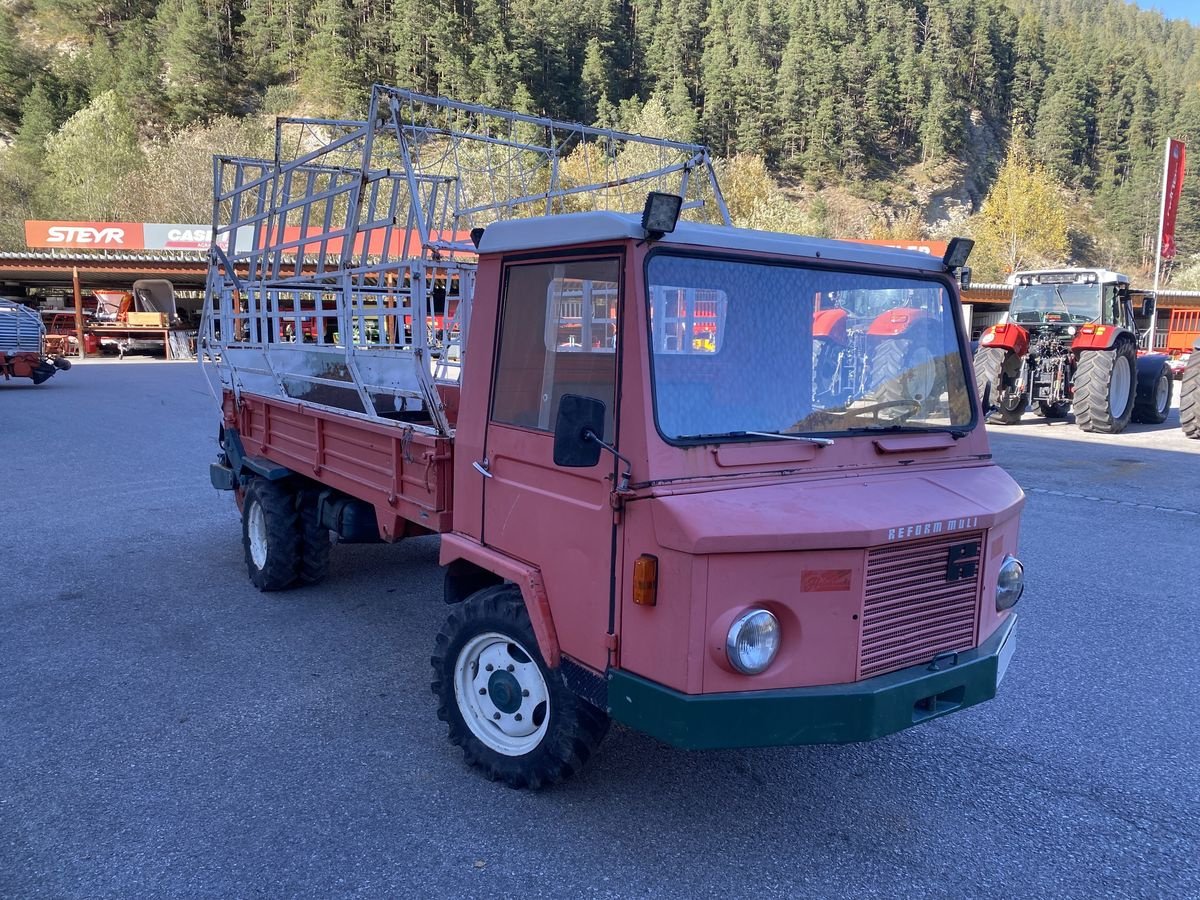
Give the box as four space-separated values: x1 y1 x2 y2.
973 269 1172 433
1181 339 1199 439
812 286 948 414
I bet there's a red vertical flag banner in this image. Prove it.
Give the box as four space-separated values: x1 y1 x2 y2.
1161 139 1186 260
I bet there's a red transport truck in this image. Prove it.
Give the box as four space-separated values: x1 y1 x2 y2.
200 88 1026 787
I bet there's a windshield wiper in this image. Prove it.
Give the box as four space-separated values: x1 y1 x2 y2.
746 430 834 447
678 430 834 447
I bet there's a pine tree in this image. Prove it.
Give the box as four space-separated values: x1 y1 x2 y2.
0 11 34 122
160 0 234 124
299 0 361 114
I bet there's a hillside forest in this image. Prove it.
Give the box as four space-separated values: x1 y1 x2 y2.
1 0 1199 284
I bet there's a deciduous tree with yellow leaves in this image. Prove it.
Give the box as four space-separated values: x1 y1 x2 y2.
971 141 1070 280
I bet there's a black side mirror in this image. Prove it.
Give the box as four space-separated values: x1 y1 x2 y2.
959 266 972 291
553 394 605 467
1141 296 1155 318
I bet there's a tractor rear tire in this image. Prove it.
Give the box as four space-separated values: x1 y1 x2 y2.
432 585 610 789
870 338 940 414
1073 341 1137 434
297 495 332 585
242 477 301 591
1037 401 1070 419
1132 361 1172 425
1181 352 1200 439
974 346 1027 424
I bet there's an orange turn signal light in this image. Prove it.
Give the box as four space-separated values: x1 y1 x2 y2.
633 554 658 606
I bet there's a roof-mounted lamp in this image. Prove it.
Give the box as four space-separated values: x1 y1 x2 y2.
942 237 975 291
641 192 683 240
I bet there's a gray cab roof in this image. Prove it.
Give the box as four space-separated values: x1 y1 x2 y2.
476 211 947 274
1010 267 1129 285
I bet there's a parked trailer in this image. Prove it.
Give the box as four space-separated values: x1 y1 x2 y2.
0 300 71 384
200 86 1026 787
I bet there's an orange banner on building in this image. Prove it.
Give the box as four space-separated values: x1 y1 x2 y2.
25 221 146 249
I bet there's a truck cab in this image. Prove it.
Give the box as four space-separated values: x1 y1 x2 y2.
440 212 1023 764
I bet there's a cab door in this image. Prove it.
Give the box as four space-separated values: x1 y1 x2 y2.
481 254 624 672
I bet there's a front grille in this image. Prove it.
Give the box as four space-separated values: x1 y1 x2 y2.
859 531 983 679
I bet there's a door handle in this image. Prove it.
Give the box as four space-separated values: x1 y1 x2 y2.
472 458 493 479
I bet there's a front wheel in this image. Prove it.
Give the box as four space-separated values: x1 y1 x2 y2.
1037 400 1070 419
1131 361 1172 425
431 585 609 789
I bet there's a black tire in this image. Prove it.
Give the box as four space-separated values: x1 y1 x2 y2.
431 585 609 789
870 338 941 413
241 477 301 591
812 338 840 404
1132 361 1172 425
297 494 332 585
974 346 1027 424
1037 401 1070 419
1181 352 1200 439
1073 341 1137 434
29 362 57 385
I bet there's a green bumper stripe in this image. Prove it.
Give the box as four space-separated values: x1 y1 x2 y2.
607 616 1016 750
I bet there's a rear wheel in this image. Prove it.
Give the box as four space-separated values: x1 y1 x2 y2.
431 585 609 789
1073 341 1136 434
1132 361 1172 425
1181 353 1200 439
1037 401 1070 419
242 477 301 591
297 494 332 585
974 346 1027 424
870 339 940 414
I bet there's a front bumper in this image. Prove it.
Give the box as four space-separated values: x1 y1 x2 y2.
607 615 1016 749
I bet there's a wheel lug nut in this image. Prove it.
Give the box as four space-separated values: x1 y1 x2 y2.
493 712 501 720
479 688 487 695
507 664 514 672
522 689 530 697
485 664 494 672
514 713 523 721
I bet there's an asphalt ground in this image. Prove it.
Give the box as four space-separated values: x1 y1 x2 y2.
2 361 1198 899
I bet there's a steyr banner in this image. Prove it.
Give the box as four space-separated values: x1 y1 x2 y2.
1161 139 1186 260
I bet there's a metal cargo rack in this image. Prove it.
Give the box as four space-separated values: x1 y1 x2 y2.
199 84 729 436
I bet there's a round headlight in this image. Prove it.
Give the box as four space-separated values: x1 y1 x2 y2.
726 609 780 675
996 555 1025 611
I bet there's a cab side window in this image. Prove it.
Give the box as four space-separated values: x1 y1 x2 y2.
491 258 620 439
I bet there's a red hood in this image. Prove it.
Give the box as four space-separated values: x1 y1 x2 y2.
649 463 1024 553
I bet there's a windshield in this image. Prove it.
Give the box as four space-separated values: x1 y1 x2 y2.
647 253 975 441
1009 283 1101 324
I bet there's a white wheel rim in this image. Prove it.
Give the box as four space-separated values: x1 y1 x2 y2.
248 500 268 569
454 632 550 756
1110 357 1132 418
1155 374 1170 413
